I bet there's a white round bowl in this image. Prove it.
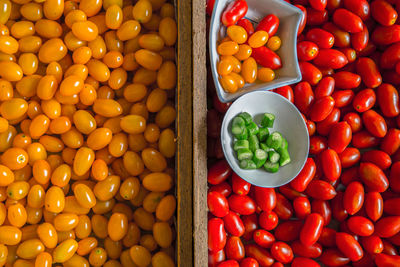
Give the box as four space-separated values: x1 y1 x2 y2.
221 91 309 187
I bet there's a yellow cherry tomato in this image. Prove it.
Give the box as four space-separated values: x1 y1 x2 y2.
8 203 27 227
241 57 257 83
73 147 95 176
16 239 44 260
227 25 247 44
129 245 151 267
38 38 67 63
44 186 65 213
152 251 175 267
53 239 78 263
35 251 52 267
116 20 140 41
0 61 23 81
93 175 120 201
219 74 238 93
267 35 282 51
107 213 128 241
73 183 96 209
0 226 22 245
105 5 123 29
0 164 14 186
257 67 276 82
72 21 98 42
248 30 269 48
43 0 64 20
0 0 11 24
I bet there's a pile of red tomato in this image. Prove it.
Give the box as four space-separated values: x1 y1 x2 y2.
207 0 400 266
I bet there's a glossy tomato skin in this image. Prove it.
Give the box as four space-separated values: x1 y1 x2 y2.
359 162 389 192
208 191 229 217
355 58 382 88
306 8 328 26
306 28 334 49
300 213 324 246
375 216 400 238
291 240 322 258
241 214 258 241
232 173 251 196
258 211 278 231
339 147 361 168
328 122 352 153
274 220 303 242
372 25 400 45
309 0 327 11
306 180 337 200
221 0 248 26
347 216 375 236
256 14 279 36
244 244 275 267
315 76 335 98
371 0 398 26
320 248 350 266
274 193 293 220
375 253 400 267
223 211 245 237
297 41 319 61
225 236 245 261
333 8 363 33
279 184 306 200
309 96 335 122
343 181 364 215
218 260 240 267
335 232 364 261
289 159 316 192
365 192 383 222
294 81 314 114
332 90 355 108
343 112 362 132
291 257 320 267
208 218 227 252
293 196 311 219
361 150 392 170
312 200 332 226
296 5 307 35
351 25 369 52
317 108 341 136
344 0 370 20
208 160 232 185
270 241 293 264
309 136 327 154
209 182 232 197
274 86 294 103
377 83 400 117
362 110 388 137
352 89 376 113
252 47 282 69
321 149 341 182
313 49 348 69
381 43 400 69
299 61 322 85
228 195 256 215
253 229 275 248
381 128 400 155
323 22 351 48
319 227 337 247
352 130 381 149
254 187 276 212
209 249 225 267
332 71 361 89
360 235 383 254
236 19 254 35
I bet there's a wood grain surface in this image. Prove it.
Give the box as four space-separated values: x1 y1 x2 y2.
192 0 208 266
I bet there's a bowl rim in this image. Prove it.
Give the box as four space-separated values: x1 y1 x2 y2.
220 90 310 188
209 0 304 103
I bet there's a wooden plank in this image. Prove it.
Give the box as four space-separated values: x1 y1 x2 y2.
176 0 194 265
192 0 208 266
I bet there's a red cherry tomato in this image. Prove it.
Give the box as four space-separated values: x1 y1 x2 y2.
253 229 275 248
208 160 232 185
332 71 361 89
333 8 364 33
208 191 229 217
228 195 256 215
209 182 232 197
340 167 359 187
352 88 376 113
316 108 341 136
252 47 282 69
300 213 324 246
372 25 400 45
244 244 275 267
306 8 328 26
294 81 314 114
375 253 400 267
323 22 351 48
390 162 400 193
328 121 352 153
274 193 293 220
297 41 319 61
359 162 389 192
381 43 400 69
242 214 258 241
274 220 303 242
361 150 392 170
206 0 216 16
232 173 251 195
254 187 276 212
291 257 320 267
362 110 388 137
221 0 248 26
360 235 383 254
315 76 335 98
291 240 322 258
209 249 225 267
382 240 398 256
375 216 400 238
384 198 400 215
296 5 307 35
258 211 278 231
236 18 254 35
223 211 245 237
306 180 337 200
309 0 327 11
321 149 341 182
208 218 227 251
335 232 364 261
343 181 364 215
270 241 293 264
256 14 280 36
365 192 383 222
352 130 381 148
371 0 398 26
239 258 259 267
218 260 240 267
355 58 381 88
339 147 360 168
312 200 332 226
309 96 335 122
332 90 355 108
381 128 400 155
273 86 294 103
348 216 375 236
309 136 327 154
299 61 323 85
320 249 350 266
377 83 400 117
351 24 369 51
279 184 306 200
225 236 245 261
319 227 337 247
293 196 311 219
313 49 348 69
343 112 362 132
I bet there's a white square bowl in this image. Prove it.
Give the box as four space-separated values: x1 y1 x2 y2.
209 0 304 103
